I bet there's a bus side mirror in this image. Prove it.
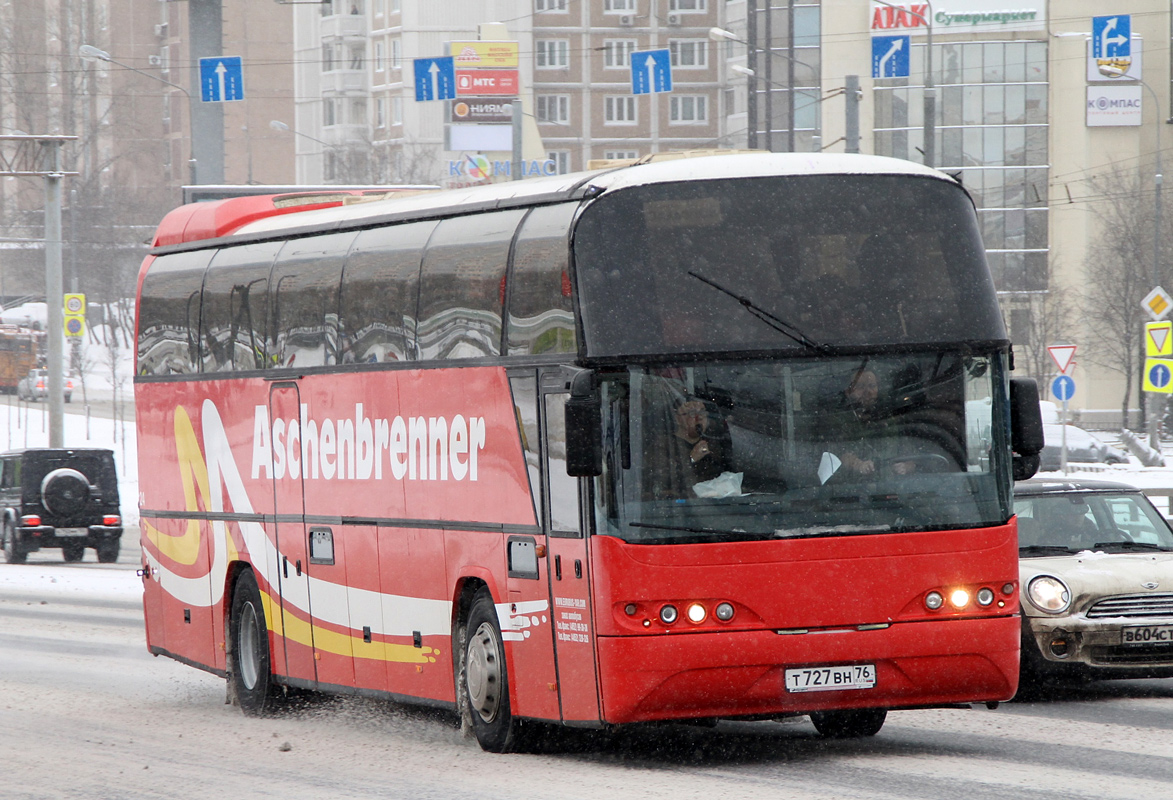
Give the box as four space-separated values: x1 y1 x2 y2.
565 371 602 477
1010 377 1044 481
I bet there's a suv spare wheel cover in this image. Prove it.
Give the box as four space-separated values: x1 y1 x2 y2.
41 468 92 516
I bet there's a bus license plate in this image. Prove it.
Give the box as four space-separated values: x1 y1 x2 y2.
56 528 87 537
1122 625 1173 645
785 664 876 693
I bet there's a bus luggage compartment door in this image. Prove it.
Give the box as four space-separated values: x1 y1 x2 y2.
269 382 317 686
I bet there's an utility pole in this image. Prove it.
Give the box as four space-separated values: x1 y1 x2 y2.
0 135 78 448
845 75 860 154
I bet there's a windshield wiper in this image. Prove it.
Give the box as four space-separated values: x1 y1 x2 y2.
1091 541 1173 553
627 521 777 540
1018 544 1079 555
688 271 827 353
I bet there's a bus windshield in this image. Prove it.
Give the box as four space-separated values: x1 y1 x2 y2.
592 352 1012 544
573 174 1004 358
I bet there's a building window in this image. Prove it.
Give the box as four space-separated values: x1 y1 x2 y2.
374 41 385 73
391 39 401 69
376 97 386 127
669 40 708 68
603 40 636 68
670 95 707 123
605 96 637 123
604 150 639 159
350 99 367 125
375 0 384 17
605 0 635 10
323 97 338 126
535 0 568 10
670 0 705 10
392 96 403 125
547 151 570 174
349 44 365 71
723 88 736 115
536 95 570 124
322 43 337 72
536 40 570 68
389 0 399 11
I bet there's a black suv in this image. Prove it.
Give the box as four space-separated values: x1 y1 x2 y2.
0 448 122 563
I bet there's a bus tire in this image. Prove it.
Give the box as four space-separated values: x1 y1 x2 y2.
809 708 887 738
462 587 528 753
3 522 26 564
62 541 85 562
230 569 283 715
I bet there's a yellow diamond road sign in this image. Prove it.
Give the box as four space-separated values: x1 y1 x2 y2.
1143 286 1172 321
1147 321 1173 356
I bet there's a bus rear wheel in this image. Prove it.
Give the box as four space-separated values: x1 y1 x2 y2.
230 569 284 715
809 708 887 738
462 588 530 753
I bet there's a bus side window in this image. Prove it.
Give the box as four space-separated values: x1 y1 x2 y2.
200 242 282 372
269 232 354 369
137 249 213 375
507 203 579 356
417 209 527 361
509 372 541 526
545 392 581 534
340 220 436 363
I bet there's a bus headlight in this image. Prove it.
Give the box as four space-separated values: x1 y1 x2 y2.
715 602 735 621
659 604 679 624
686 603 707 624
1027 576 1070 614
924 591 944 610
976 587 995 606
949 589 971 609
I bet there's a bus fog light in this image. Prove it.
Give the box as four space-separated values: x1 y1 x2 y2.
660 605 678 624
976 588 995 606
925 591 944 610
686 603 706 623
949 589 970 609
715 602 735 621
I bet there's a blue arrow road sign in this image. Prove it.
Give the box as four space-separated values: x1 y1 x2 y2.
199 57 244 102
871 35 910 79
1150 362 1173 390
1093 15 1131 59
413 57 456 102
631 49 672 95
1051 375 1076 402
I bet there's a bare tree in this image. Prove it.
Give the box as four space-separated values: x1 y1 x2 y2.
1011 262 1079 388
1081 162 1172 430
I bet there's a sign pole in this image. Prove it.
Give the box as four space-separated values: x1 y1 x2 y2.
1061 395 1068 474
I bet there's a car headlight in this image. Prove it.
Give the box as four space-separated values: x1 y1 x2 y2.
1027 575 1071 614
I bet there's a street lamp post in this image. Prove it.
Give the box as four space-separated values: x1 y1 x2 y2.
710 27 820 152
871 0 935 168
78 44 197 185
1101 64 1165 449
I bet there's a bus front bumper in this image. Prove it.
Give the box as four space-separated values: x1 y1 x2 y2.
596 615 1019 724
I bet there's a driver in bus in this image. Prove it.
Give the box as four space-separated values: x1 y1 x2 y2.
822 367 916 478
646 396 732 499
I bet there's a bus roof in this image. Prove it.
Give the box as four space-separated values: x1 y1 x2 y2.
158 153 960 251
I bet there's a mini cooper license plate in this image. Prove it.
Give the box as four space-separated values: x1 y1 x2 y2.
1122 625 1173 645
56 528 87 537
785 664 876 693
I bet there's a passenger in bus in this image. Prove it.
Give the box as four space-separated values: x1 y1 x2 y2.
645 396 732 499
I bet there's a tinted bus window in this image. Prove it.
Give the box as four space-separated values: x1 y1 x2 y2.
270 232 355 368
200 242 281 372
138 249 213 375
417 209 527 360
573 175 1003 359
507 203 578 356
339 220 436 363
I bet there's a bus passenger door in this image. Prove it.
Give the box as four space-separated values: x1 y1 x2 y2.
542 380 601 724
269 382 316 685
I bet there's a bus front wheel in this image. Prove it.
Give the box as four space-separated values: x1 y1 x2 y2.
809 708 887 738
462 588 530 753
230 569 284 715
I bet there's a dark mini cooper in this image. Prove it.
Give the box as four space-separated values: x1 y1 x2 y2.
1015 479 1173 686
0 448 122 563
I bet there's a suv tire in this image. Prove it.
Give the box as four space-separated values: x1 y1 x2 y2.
3 522 26 564
41 468 91 516
96 540 120 563
62 541 85 562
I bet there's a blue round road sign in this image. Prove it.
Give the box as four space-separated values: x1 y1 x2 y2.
1150 362 1173 390
1051 374 1076 402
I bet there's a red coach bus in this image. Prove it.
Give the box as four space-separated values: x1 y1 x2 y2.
135 153 1044 752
